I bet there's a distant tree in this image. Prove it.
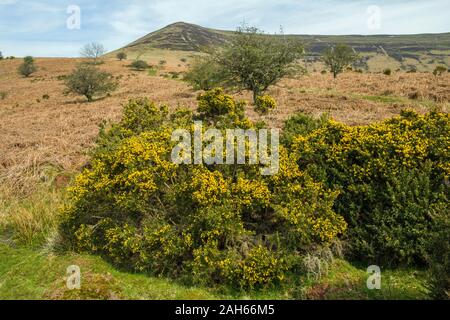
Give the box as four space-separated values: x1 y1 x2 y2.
80 42 105 65
116 52 127 61
433 65 447 77
18 56 37 77
65 64 118 102
0 51 3 60
130 60 150 71
323 44 358 79
212 25 304 103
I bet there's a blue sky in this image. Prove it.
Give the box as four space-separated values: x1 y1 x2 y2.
1 0 449 57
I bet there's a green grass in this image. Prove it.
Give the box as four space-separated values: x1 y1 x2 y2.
0 243 429 300
0 243 222 300
297 86 439 109
299 260 429 300
147 68 157 76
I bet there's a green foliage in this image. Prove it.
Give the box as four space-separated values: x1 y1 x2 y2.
184 56 224 90
116 52 127 61
281 112 329 147
0 51 3 60
18 56 37 77
292 110 450 266
0 91 7 100
60 89 346 289
130 60 150 71
254 95 276 115
64 64 118 102
322 44 358 78
426 205 450 299
433 65 447 76
383 68 392 76
213 25 304 103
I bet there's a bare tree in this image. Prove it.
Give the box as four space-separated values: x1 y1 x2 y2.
80 42 105 65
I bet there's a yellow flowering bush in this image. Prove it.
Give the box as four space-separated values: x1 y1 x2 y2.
60 89 346 288
254 94 276 115
291 110 450 265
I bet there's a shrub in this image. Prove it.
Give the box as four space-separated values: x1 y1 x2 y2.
184 56 224 91
42 94 50 100
425 205 450 300
383 68 392 76
292 110 450 266
60 89 346 288
18 56 37 77
180 58 187 63
0 91 7 100
64 64 118 102
254 95 276 115
130 60 149 71
116 52 127 61
433 65 447 77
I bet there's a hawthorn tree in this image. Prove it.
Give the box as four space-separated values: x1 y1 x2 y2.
18 56 37 77
323 44 358 78
65 64 118 102
116 52 127 61
213 26 304 103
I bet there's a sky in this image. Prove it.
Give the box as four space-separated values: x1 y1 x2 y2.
0 0 449 57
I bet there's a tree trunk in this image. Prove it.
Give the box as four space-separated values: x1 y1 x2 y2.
253 89 260 104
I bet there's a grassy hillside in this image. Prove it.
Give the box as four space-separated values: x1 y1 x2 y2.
114 22 450 72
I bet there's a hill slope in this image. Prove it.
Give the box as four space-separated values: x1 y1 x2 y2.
125 22 229 51
117 22 450 72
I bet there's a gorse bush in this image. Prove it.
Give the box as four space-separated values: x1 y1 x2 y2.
254 95 276 115
281 112 329 148
292 110 450 266
60 89 347 288
60 87 448 288
425 205 450 299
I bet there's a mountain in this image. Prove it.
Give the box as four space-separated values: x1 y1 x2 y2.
118 22 450 71
125 22 229 52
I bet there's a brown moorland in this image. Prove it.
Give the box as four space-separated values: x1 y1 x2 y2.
0 57 449 195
